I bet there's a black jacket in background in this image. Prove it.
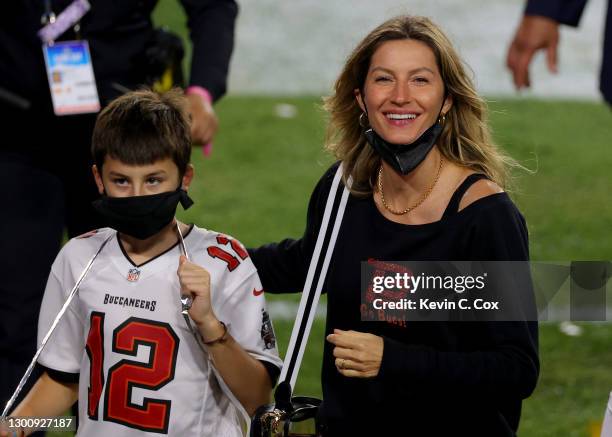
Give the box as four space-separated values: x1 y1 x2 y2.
0 0 237 113
525 0 612 104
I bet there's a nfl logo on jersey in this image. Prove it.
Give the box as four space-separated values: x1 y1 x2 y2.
126 268 141 282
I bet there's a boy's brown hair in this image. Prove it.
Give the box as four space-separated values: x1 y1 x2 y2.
92 88 191 176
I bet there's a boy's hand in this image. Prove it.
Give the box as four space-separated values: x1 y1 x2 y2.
177 255 216 326
0 419 24 437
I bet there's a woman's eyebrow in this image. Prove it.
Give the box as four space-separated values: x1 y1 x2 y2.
370 66 435 75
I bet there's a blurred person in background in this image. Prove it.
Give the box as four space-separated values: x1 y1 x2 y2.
507 0 611 106
0 0 237 424
250 15 539 436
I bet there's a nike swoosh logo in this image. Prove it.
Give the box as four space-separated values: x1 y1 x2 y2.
253 288 264 296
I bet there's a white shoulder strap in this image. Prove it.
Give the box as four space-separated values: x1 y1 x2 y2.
279 164 351 390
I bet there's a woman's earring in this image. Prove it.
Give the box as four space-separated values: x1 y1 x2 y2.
359 112 369 128
438 113 446 125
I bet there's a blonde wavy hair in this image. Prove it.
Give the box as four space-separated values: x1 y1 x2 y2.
323 15 518 196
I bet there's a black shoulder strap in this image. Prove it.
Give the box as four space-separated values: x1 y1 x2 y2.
442 173 489 219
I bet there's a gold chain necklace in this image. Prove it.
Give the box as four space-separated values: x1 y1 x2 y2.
378 156 444 215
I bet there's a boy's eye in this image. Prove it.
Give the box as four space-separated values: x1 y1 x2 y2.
112 178 128 186
146 177 162 185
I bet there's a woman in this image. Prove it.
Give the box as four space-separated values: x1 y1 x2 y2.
250 16 538 436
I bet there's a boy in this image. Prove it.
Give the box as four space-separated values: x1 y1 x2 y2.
1 89 281 436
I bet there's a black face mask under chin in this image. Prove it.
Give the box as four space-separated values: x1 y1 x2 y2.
91 187 194 240
364 121 443 175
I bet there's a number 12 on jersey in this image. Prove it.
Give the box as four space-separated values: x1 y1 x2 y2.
85 312 180 433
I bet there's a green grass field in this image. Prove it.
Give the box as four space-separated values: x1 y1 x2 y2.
48 3 612 436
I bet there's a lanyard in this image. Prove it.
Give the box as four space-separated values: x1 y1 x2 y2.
39 0 89 43
42 0 56 25
175 222 252 432
1 233 113 419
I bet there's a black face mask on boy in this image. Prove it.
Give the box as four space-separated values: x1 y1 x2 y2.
92 187 194 240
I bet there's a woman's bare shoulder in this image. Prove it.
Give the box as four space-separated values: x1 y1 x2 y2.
457 173 504 212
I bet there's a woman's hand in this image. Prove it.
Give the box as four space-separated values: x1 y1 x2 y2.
326 329 384 378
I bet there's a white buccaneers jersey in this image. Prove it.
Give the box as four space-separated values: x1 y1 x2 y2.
37 226 282 437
